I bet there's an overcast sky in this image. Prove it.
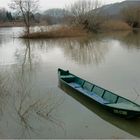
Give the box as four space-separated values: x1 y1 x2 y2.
0 0 124 10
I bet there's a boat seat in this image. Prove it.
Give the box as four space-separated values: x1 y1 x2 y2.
91 92 109 104
61 75 75 79
69 82 81 88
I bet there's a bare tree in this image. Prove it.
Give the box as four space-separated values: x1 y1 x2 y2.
66 0 103 32
121 6 140 28
10 0 39 36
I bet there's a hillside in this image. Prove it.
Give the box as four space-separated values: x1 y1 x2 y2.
43 8 69 18
99 0 140 17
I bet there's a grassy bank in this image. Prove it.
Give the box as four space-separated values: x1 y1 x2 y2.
0 22 25 27
0 21 45 28
101 20 132 31
21 26 88 39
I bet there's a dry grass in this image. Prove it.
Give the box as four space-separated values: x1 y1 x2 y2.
0 21 25 27
21 26 88 39
101 20 132 31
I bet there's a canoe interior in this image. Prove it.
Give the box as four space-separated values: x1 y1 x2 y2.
58 69 140 113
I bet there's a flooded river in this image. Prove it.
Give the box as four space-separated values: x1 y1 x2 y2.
0 27 140 138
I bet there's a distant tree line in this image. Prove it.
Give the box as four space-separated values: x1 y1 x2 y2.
0 7 66 25
0 8 13 22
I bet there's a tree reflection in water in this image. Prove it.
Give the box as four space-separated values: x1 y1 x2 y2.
11 73 64 138
120 31 140 49
0 39 65 138
25 36 110 66
60 37 110 65
94 31 140 50
1 31 140 138
0 74 9 118
22 39 32 73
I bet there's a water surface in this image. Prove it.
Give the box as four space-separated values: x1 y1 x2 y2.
0 28 140 138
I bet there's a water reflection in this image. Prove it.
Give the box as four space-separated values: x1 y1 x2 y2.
27 37 110 65
97 31 140 50
0 27 140 138
24 31 140 66
2 69 65 138
0 27 20 46
0 74 9 118
59 83 140 138
0 35 11 47
11 70 38 138
22 40 32 72
12 31 140 68
0 38 65 138
60 37 110 65
120 31 140 49
14 39 42 74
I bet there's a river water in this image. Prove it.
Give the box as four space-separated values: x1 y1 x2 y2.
0 27 140 138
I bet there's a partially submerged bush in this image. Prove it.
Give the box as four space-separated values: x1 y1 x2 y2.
21 26 88 39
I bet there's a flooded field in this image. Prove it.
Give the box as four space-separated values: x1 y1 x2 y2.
0 27 140 138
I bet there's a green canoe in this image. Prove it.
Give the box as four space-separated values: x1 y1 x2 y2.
58 68 140 119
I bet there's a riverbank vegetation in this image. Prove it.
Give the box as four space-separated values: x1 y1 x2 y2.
21 26 88 39
0 0 139 38
121 6 140 28
101 20 131 31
